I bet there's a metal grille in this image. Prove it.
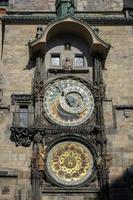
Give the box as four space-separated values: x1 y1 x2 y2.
75 55 84 67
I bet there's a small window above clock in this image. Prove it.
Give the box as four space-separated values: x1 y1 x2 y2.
51 53 60 67
75 54 84 68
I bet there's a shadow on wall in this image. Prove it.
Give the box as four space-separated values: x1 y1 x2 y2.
24 58 36 70
23 33 93 71
105 166 133 200
41 167 133 200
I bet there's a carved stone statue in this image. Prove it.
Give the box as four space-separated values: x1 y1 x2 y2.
55 0 75 17
63 58 73 70
96 154 103 168
105 153 112 171
38 142 47 172
35 26 43 39
31 134 47 187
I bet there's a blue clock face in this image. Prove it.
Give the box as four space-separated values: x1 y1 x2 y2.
43 78 94 126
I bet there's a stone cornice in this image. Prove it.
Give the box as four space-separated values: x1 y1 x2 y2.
0 12 133 25
10 124 101 147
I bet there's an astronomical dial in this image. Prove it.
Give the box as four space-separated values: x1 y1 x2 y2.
46 141 94 186
43 78 94 126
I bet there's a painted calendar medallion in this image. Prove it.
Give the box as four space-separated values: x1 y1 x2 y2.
46 141 94 186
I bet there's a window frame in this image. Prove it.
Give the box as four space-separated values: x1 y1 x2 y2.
74 54 85 68
19 104 29 127
51 53 61 67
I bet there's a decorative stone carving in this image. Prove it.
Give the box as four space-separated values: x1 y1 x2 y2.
10 127 35 147
31 134 47 188
45 124 95 135
34 133 43 143
129 10 133 17
105 153 112 171
55 0 75 17
62 58 73 70
34 80 44 96
64 42 71 50
33 57 44 97
35 26 43 39
96 154 103 169
11 94 33 104
123 109 131 118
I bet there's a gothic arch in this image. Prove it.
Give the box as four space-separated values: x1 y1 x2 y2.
29 16 110 66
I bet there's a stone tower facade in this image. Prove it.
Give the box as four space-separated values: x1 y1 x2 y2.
0 0 133 200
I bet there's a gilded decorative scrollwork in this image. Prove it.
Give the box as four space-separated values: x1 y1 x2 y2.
46 141 94 186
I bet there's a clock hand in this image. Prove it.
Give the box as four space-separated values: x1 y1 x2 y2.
56 86 62 93
66 97 72 107
66 95 76 108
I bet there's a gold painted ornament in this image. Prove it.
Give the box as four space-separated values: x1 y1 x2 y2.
46 141 94 186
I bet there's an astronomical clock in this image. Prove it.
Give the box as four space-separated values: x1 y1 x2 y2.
28 14 110 198
10 2 110 199
43 77 94 126
41 75 98 190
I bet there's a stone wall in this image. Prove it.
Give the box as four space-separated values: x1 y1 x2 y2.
0 24 37 200
101 25 133 199
9 0 54 11
0 0 133 197
77 0 123 11
0 22 133 199
9 0 123 11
